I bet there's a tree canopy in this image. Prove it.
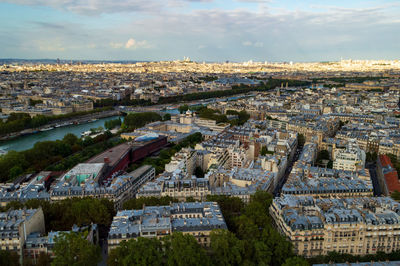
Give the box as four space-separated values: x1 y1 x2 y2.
0 131 122 182
108 237 163 266
51 232 101 266
123 112 162 130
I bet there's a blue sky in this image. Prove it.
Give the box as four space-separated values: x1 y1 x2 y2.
0 0 399 62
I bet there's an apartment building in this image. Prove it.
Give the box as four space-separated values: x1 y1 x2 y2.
333 141 366 172
270 195 400 257
50 164 155 210
0 208 45 257
107 202 227 252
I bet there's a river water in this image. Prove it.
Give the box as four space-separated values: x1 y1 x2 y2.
1 95 252 152
0 116 121 152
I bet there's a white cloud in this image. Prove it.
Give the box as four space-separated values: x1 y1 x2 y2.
242 41 263 47
1 0 214 15
2 1 400 61
125 38 136 48
110 42 123 49
34 39 65 52
110 38 150 49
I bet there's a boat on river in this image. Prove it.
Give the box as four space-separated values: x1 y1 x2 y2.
40 127 54 132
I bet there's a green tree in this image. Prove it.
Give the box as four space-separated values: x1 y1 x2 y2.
104 118 122 130
51 232 101 266
206 195 244 231
0 251 19 266
24 252 52 266
210 229 244 266
298 134 305 146
123 112 161 129
282 257 309 266
260 146 268 156
108 238 164 266
62 133 79 146
163 113 171 121
29 99 43 106
178 105 189 114
391 190 400 202
164 232 210 266
9 165 23 179
317 150 330 161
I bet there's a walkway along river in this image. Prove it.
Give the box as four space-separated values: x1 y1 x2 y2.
0 116 122 152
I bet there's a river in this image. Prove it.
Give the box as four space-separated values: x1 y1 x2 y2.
0 116 122 152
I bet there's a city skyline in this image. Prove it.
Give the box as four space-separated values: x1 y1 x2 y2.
0 0 399 62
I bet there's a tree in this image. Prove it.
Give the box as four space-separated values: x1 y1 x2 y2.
163 113 171 121
36 252 52 266
108 238 163 266
123 112 162 129
366 152 377 162
282 257 309 266
164 232 210 266
51 232 101 266
29 99 43 106
104 118 122 130
62 133 79 146
9 165 23 179
317 150 330 161
178 105 189 114
0 251 19 266
24 252 52 266
210 229 244 266
392 190 400 202
238 110 250 125
185 196 196 202
260 146 267 156
298 134 305 147
206 195 244 231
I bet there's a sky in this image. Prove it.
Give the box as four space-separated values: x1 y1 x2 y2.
0 0 399 62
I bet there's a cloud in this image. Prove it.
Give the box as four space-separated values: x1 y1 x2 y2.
4 0 164 15
110 42 123 49
110 38 150 49
1 1 400 61
235 0 270 2
1 0 215 15
35 40 65 52
242 41 263 47
125 38 136 48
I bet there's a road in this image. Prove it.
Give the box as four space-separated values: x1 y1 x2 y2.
366 162 382 196
273 144 304 197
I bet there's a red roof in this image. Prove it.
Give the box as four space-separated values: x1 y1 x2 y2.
380 155 400 193
385 171 400 194
379 154 393 168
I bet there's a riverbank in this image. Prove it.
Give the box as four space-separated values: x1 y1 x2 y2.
0 109 120 141
0 115 122 152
